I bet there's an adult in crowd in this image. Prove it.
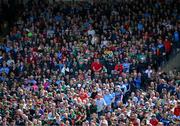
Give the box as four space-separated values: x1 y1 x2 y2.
0 0 180 126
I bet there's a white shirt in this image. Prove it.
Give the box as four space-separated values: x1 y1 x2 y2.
88 29 95 36
132 96 138 103
120 83 129 94
100 120 108 126
145 69 153 78
61 67 69 75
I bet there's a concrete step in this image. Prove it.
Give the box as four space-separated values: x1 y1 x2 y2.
163 51 180 72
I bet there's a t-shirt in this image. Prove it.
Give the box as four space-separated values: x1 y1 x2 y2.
138 23 143 31
79 92 88 101
164 40 171 53
114 64 123 74
91 62 103 72
115 92 123 102
120 83 129 93
90 104 97 114
32 84 38 91
150 118 159 126
0 67 10 74
104 94 113 106
174 31 179 42
96 98 106 112
88 29 95 36
123 63 130 73
145 69 153 78
91 91 98 99
174 107 180 116
134 77 141 89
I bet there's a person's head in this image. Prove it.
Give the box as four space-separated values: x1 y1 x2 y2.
97 94 102 100
90 121 96 126
33 119 38 125
83 120 89 126
100 116 108 126
104 89 109 95
44 112 48 118
69 108 73 113
177 100 180 107
65 120 70 125
151 114 156 119
95 59 99 63
124 79 128 83
80 88 85 93
130 113 136 120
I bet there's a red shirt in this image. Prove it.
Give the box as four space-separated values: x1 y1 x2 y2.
150 118 159 126
27 56 37 64
130 119 139 126
91 62 103 72
78 73 85 80
79 92 88 101
114 64 123 74
164 40 171 53
174 107 180 116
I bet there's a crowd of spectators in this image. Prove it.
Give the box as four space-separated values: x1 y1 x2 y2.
0 0 180 125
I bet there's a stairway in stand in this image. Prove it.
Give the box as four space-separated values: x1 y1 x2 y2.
163 51 180 72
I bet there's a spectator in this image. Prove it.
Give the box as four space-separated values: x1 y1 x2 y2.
0 0 179 125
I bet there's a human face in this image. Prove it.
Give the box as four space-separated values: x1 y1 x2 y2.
177 102 180 107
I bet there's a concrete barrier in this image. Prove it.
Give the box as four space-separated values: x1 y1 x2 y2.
163 52 180 72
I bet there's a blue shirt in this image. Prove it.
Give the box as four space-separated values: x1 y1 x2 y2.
174 31 179 42
123 63 130 73
5 47 11 53
55 15 62 22
58 52 62 60
56 80 62 85
120 27 126 34
158 44 164 49
138 23 143 31
144 13 150 18
134 77 141 89
115 92 122 101
0 76 5 81
57 63 64 70
28 79 37 84
0 56 3 64
104 94 113 106
0 67 10 74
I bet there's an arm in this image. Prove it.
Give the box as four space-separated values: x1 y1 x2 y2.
75 114 82 123
103 99 107 109
112 93 116 103
126 84 130 92
120 94 123 102
96 66 102 72
81 112 87 121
